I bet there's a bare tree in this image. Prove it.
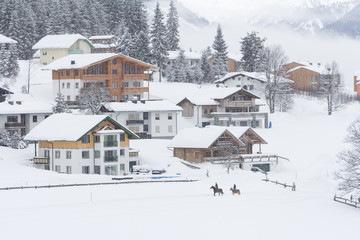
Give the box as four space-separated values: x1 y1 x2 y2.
262 45 292 113
319 62 342 116
337 117 360 193
79 84 110 115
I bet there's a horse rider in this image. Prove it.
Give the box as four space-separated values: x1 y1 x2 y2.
233 184 237 191
215 182 218 191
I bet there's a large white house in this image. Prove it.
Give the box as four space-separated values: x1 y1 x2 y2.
101 99 182 139
25 113 140 175
0 94 53 136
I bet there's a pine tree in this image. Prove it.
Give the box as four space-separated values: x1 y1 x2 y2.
133 31 152 63
241 31 266 72
212 25 228 79
53 93 72 113
200 48 215 84
115 25 134 56
150 2 169 82
166 0 180 51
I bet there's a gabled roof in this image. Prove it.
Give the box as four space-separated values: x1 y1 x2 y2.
168 127 244 149
212 88 261 100
103 100 182 112
215 71 268 84
177 96 220 106
32 34 94 50
44 53 157 70
225 126 267 144
24 113 139 141
0 34 17 44
0 87 13 95
0 94 52 114
89 35 116 40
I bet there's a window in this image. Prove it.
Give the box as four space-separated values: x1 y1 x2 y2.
94 135 100 143
67 96 70 101
131 66 135 74
82 151 90 159
133 82 140 87
155 126 160 133
66 166 72 174
104 150 117 162
112 59 117 65
125 64 130 74
312 75 318 83
105 165 117 175
104 135 117 147
55 151 60 159
168 113 172 120
204 109 208 114
120 164 125 172
168 125 173 133
42 51 47 55
55 165 61 172
94 150 100 158
120 149 125 156
66 151 72 159
210 109 214 113
75 82 79 88
82 135 90 143
67 83 70 88
155 113 160 120
62 83 65 89
74 70 79 76
120 134 125 142
44 149 50 158
112 95 118 101
194 152 200 159
82 166 90 174
144 124 148 132
249 85 254 90
94 165 100 174
143 112 148 120
7 116 18 122
112 82 118 88
61 70 64 76
240 121 247 126
66 70 70 76
112 70 118 75
76 96 79 101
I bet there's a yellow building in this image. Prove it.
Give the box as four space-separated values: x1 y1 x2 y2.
32 34 94 65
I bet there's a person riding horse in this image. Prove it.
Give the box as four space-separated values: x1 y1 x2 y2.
233 184 237 191
215 183 218 191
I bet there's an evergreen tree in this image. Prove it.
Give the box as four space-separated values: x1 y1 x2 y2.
150 2 169 82
200 48 215 84
53 93 72 113
173 49 187 82
240 31 266 72
212 24 228 79
166 0 180 51
133 31 152 63
115 25 134 56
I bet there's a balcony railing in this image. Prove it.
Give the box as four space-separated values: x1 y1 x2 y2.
5 122 25 128
124 74 149 80
103 141 118 147
121 87 149 92
33 157 50 164
104 156 118 162
226 101 253 108
126 120 144 125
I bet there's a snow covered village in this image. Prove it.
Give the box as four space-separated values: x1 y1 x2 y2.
1 0 360 239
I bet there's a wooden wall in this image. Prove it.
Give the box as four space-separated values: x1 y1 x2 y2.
179 100 194 117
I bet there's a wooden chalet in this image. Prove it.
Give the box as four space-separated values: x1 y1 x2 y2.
46 53 157 102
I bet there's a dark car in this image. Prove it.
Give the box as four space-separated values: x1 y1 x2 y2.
152 169 166 175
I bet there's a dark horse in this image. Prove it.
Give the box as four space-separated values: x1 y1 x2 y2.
230 187 240 195
210 186 224 196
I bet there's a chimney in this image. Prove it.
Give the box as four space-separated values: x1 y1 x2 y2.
16 101 22 105
71 60 75 65
8 101 13 105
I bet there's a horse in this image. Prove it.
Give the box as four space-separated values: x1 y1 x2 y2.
210 186 224 196
230 187 240 195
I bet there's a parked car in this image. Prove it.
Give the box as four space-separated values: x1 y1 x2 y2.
152 169 166 175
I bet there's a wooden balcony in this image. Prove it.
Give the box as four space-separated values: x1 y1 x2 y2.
124 74 149 80
82 74 110 81
122 87 149 92
126 120 144 125
33 157 49 164
225 101 253 108
5 122 25 128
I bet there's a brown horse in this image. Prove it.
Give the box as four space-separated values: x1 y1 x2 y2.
210 186 224 196
230 187 240 195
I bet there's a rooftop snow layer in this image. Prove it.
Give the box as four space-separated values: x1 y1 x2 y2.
168 50 201 60
215 71 293 84
104 100 182 112
0 34 17 44
32 34 92 49
0 94 53 114
24 113 111 141
89 35 116 40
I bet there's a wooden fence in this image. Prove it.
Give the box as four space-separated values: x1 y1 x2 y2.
262 178 296 191
333 195 360 209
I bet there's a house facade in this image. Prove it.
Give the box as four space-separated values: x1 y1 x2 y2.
89 35 117 53
177 88 268 128
100 99 182 139
24 114 140 175
354 74 360 99
167 50 201 67
45 53 157 103
0 94 53 136
32 34 94 65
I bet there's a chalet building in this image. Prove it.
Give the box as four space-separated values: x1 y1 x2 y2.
168 126 268 166
354 73 360 99
284 61 340 91
89 35 117 53
167 50 201 67
0 34 17 50
177 88 268 128
25 113 140 175
45 53 157 103
0 94 52 136
100 99 182 139
32 34 94 65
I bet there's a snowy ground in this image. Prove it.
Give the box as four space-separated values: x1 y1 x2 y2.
0 84 359 239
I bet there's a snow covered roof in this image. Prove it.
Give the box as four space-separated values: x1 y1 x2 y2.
168 127 244 149
215 71 268 84
44 53 157 70
33 49 40 58
103 100 182 112
0 34 17 44
24 113 138 141
89 35 116 40
177 96 220 106
32 34 93 50
168 51 201 60
92 43 115 49
0 94 53 114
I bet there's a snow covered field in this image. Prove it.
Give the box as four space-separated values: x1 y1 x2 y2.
0 82 359 239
